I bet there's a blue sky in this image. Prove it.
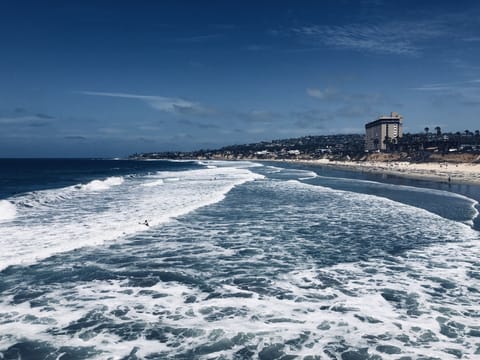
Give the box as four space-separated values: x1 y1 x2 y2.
1 0 480 157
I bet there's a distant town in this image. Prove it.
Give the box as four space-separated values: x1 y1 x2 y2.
131 113 480 162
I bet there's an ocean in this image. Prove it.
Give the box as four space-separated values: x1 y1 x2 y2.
0 159 479 359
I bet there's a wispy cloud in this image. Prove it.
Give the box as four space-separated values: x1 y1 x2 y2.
35 113 55 119
412 79 480 105
412 79 480 91
462 37 480 42
306 87 339 100
0 114 55 127
307 86 382 105
291 109 327 129
79 91 214 116
64 135 87 140
411 84 454 91
292 20 448 55
304 86 384 124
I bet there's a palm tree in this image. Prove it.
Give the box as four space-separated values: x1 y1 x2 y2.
435 126 441 136
383 135 392 152
455 131 462 148
423 127 430 149
393 136 400 152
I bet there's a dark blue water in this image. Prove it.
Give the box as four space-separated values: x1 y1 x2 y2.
0 158 202 199
0 159 479 359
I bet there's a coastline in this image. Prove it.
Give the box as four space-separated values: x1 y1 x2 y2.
283 158 480 185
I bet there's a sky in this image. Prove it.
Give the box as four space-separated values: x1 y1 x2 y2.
1 0 480 157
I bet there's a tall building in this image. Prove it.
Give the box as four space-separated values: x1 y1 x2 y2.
365 112 403 151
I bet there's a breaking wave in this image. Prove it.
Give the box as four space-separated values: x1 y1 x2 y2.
0 165 263 270
0 200 16 222
77 176 124 191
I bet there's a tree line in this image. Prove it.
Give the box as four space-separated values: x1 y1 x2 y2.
382 127 480 154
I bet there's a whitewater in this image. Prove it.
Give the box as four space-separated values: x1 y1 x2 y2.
0 164 262 270
0 159 479 359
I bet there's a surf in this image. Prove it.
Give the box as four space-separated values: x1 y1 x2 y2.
0 200 16 222
0 165 263 271
1 170 478 359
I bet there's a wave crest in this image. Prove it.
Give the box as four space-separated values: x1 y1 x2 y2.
0 200 16 221
79 176 124 191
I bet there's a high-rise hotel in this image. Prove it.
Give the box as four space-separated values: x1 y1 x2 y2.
365 112 403 151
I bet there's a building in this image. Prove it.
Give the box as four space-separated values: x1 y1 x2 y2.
365 112 403 151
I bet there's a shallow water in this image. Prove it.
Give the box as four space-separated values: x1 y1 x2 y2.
0 160 479 359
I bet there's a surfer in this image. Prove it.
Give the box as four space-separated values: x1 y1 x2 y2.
139 220 149 226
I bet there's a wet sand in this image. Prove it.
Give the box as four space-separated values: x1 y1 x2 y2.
291 159 480 185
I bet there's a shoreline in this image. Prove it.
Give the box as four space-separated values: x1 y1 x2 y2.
282 159 480 185
135 156 480 185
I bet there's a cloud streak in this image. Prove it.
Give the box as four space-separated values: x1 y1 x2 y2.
0 114 55 127
64 135 87 140
412 79 480 91
307 86 382 106
306 87 339 100
79 91 214 116
292 20 448 55
412 79 480 106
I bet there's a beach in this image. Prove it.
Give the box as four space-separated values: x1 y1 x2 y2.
293 158 480 185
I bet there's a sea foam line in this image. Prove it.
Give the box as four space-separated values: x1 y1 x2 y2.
298 172 480 228
0 165 264 271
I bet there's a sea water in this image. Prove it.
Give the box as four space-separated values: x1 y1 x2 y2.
0 159 479 359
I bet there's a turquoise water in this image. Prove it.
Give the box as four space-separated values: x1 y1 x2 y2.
0 160 479 359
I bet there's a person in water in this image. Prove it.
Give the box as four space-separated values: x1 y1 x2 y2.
139 220 149 226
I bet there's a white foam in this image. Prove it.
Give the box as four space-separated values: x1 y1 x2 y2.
1 173 479 359
0 200 16 222
141 179 164 187
284 178 478 233
263 165 318 179
318 172 477 202
301 172 480 227
201 160 263 168
10 176 126 210
0 165 264 270
163 177 180 182
79 176 124 191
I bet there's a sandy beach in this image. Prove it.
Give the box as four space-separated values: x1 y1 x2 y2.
294 158 480 185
